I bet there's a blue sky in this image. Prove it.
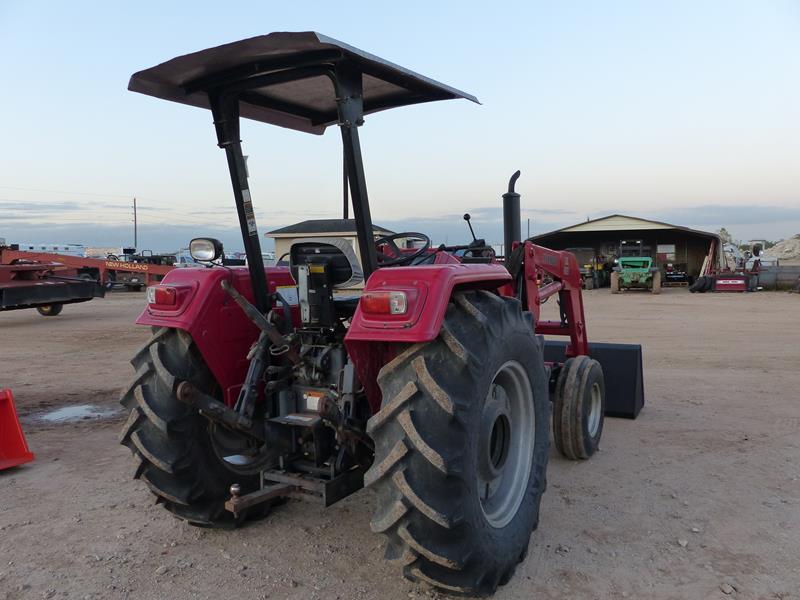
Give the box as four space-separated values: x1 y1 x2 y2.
1 0 798 251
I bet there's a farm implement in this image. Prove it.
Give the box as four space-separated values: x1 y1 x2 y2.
0 254 104 316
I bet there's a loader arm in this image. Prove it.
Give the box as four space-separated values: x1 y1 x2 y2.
506 241 589 357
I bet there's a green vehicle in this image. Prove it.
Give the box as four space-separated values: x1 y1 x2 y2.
610 256 661 294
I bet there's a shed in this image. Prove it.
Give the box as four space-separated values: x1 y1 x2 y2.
532 215 721 279
266 219 394 272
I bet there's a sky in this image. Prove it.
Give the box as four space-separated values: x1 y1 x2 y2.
1 0 799 252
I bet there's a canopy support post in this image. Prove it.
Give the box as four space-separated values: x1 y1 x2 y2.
209 90 270 314
332 62 378 279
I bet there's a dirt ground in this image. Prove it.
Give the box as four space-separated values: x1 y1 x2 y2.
1 289 799 600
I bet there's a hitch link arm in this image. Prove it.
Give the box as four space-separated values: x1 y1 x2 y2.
175 381 264 442
221 280 300 364
220 279 300 428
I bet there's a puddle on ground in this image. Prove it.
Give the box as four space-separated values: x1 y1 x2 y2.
26 404 120 424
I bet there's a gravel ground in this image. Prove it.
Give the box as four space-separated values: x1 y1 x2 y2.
1 289 798 600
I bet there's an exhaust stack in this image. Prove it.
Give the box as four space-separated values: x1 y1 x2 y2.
503 170 522 257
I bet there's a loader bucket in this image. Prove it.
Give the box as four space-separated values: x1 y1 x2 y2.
0 389 35 470
543 341 644 418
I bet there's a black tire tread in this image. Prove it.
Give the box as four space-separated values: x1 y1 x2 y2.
560 355 592 460
119 327 257 527
36 303 63 316
366 290 549 595
553 356 604 460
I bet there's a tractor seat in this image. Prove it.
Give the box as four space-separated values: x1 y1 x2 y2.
289 237 364 289
289 238 364 319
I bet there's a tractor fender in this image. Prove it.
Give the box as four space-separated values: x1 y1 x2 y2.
135 266 297 406
345 263 512 415
345 263 511 344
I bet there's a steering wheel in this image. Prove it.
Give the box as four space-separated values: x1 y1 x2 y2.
374 232 431 266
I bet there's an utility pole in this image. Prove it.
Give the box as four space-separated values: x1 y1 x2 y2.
527 218 530 239
133 197 138 249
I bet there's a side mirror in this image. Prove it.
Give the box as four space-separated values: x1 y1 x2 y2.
189 238 223 262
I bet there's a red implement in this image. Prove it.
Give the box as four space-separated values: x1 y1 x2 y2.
0 389 34 470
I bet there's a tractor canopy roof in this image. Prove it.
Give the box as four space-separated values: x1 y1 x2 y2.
618 257 652 269
129 31 479 135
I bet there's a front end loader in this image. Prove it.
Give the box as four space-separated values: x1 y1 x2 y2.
120 32 644 595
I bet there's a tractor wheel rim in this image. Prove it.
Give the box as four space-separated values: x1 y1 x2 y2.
477 360 535 529
588 381 602 438
209 423 274 475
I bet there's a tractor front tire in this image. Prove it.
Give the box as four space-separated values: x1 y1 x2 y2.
651 271 662 294
37 303 63 316
610 272 620 294
553 355 605 460
366 290 550 595
119 327 261 527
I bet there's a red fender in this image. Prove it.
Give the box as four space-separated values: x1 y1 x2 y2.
345 263 510 343
135 266 297 406
345 263 511 413
138 263 510 414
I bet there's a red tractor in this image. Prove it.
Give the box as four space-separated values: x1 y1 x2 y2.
120 32 643 595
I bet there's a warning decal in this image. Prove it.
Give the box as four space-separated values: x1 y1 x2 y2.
241 188 258 235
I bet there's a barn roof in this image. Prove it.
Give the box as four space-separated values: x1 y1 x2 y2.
533 214 718 240
266 219 394 237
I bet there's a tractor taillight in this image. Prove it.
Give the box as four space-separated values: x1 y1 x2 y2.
147 285 177 306
360 291 407 315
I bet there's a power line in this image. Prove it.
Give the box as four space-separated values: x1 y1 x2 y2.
0 185 136 199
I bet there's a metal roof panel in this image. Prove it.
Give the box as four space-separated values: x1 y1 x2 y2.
129 32 479 135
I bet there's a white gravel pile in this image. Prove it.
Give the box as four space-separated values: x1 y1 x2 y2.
764 235 800 261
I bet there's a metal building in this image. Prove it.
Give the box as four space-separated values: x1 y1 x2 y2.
532 214 721 280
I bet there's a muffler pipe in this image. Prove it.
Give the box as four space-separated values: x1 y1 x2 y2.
503 170 522 258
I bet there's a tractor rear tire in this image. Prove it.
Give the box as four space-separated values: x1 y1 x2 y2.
366 290 550 596
610 272 620 294
651 271 661 294
37 303 63 316
552 355 605 460
118 327 262 527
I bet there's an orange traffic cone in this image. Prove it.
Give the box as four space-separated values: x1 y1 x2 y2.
0 389 34 470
